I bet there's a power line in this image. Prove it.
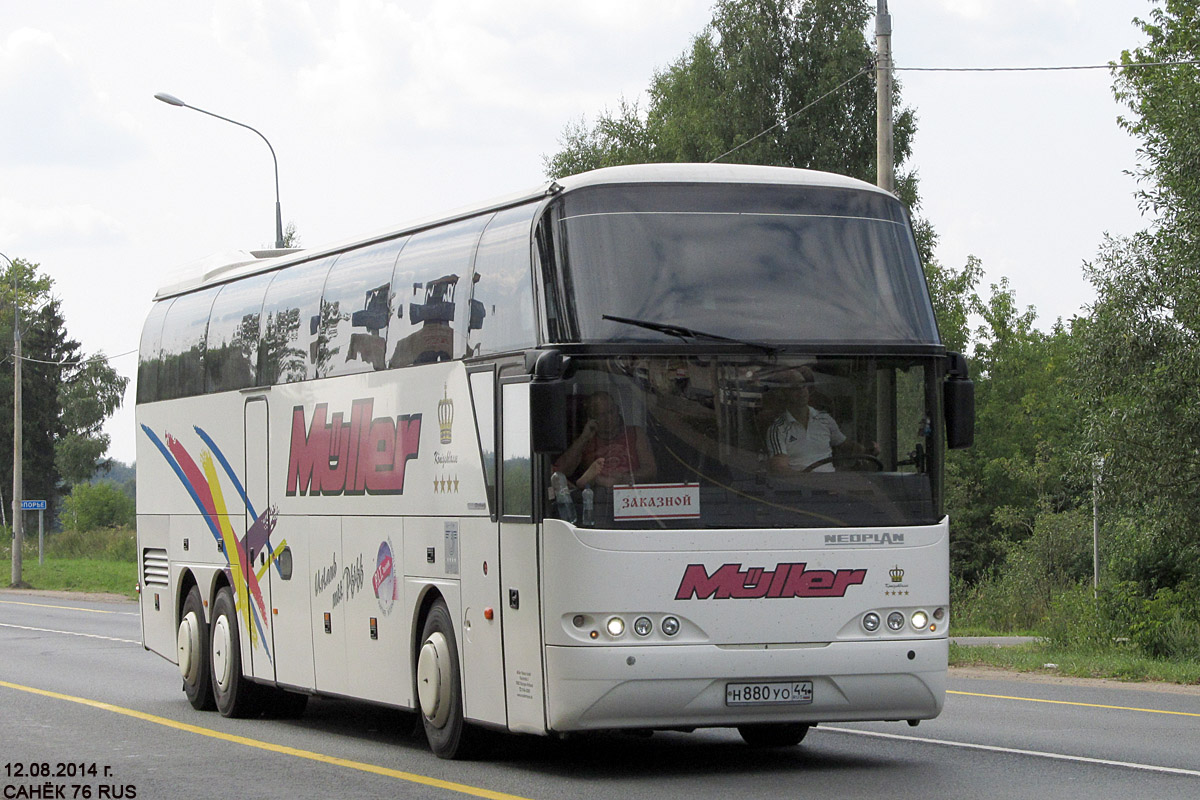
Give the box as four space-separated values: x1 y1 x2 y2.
895 59 1200 73
710 58 1200 165
710 66 875 163
9 349 137 368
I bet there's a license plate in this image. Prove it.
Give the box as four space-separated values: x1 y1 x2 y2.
725 680 813 706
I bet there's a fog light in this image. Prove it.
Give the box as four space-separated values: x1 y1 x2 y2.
634 616 653 637
911 610 929 630
862 612 881 632
887 611 905 631
661 616 680 636
606 617 626 637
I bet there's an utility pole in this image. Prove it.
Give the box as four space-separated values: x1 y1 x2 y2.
875 0 894 193
5 254 22 588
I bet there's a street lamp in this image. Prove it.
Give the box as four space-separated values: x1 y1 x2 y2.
154 92 286 249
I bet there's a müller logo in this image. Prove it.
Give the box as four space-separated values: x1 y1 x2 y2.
675 562 867 600
287 398 421 496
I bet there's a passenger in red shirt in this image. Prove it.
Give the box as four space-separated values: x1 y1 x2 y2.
554 391 657 488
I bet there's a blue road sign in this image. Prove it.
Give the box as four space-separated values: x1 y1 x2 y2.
21 500 46 510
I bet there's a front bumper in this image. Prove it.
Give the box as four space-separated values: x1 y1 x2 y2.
543 637 946 731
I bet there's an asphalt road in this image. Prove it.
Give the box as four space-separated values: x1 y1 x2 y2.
2 589 1198 800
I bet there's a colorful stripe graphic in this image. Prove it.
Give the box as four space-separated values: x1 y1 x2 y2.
141 424 273 662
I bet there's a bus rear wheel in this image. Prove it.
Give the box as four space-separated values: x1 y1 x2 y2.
210 586 259 718
178 585 215 710
737 723 810 747
415 599 477 759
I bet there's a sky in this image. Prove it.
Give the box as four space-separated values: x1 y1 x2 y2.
0 0 1153 466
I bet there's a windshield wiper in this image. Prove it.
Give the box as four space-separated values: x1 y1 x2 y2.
602 314 778 355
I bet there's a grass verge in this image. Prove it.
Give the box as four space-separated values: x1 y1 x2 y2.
950 640 1200 685
2 558 137 599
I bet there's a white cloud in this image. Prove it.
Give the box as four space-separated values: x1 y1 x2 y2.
0 27 143 166
0 196 126 251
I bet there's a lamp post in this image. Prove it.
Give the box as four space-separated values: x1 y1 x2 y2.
1 251 23 589
154 92 286 249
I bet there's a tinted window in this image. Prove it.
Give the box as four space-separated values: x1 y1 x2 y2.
386 216 491 368
137 299 173 404
158 287 220 400
542 355 939 529
205 272 273 392
552 184 938 346
259 257 334 384
501 381 532 518
465 205 538 356
319 238 406 377
469 370 496 516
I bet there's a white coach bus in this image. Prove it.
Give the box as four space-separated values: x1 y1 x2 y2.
136 163 973 758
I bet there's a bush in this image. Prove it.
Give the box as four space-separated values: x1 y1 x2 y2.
1042 583 1125 651
47 526 136 562
61 481 135 532
1130 583 1200 661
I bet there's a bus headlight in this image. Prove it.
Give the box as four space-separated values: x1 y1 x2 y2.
887 611 905 631
911 611 929 631
633 617 653 637
606 617 626 637
661 616 680 636
862 612 881 632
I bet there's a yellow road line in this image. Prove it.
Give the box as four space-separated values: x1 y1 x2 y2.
948 689 1200 717
0 599 133 615
0 680 535 800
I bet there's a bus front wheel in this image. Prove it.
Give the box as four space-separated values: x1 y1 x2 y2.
737 723 810 747
210 586 258 718
178 585 215 710
415 599 476 759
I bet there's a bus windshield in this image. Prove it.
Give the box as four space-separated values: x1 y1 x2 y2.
544 354 941 530
547 183 939 345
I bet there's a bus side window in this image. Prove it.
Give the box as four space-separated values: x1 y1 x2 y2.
205 272 273 392
158 286 220 400
137 298 173 404
386 216 491 369
500 381 532 519
465 204 538 357
469 370 497 517
317 237 407 378
258 256 335 385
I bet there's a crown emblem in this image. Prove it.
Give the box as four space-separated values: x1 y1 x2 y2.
889 565 905 583
438 386 454 444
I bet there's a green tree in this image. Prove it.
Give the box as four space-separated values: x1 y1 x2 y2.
60 481 135 532
0 258 130 520
949 278 1086 582
1074 0 1200 592
545 0 920 208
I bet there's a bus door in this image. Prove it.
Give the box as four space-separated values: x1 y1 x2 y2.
244 395 314 690
497 378 547 734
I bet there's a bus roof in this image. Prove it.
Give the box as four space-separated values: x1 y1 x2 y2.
152 163 892 300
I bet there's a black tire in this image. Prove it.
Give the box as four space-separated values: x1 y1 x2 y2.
737 723 810 747
209 586 259 718
415 599 477 759
178 585 215 711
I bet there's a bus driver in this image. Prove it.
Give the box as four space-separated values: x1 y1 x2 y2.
766 367 875 473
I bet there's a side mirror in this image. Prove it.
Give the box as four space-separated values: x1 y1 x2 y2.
944 352 974 449
529 350 570 453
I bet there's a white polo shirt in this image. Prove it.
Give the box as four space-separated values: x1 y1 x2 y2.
767 408 846 472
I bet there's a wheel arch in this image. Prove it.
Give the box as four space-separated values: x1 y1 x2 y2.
176 569 200 625
411 584 447 665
